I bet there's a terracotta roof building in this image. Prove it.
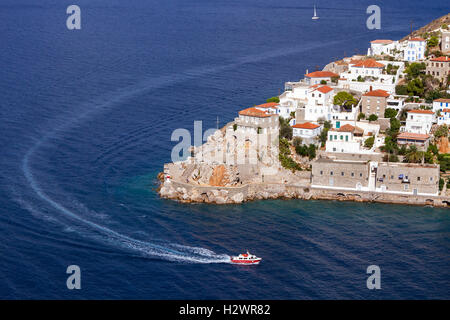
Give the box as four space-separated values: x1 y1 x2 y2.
361 89 390 117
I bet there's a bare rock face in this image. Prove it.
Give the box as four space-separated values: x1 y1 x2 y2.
209 165 229 186
231 192 244 203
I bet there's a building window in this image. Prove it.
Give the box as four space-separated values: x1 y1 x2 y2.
320 171 323 175
341 172 344 176
330 171 334 176
360 173 363 177
417 177 420 181
351 172 354 177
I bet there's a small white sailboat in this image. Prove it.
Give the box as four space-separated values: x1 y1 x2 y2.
312 5 319 20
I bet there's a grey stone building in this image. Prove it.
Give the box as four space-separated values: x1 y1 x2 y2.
425 56 450 84
375 162 439 195
312 158 369 189
361 89 390 117
312 158 440 195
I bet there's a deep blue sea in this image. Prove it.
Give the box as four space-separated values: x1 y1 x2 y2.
0 0 449 299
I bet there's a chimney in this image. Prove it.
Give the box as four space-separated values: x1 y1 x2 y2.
370 85 373 91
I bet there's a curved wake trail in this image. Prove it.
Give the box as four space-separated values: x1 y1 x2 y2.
22 141 230 264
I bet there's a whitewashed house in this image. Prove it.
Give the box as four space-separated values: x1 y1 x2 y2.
292 122 322 140
437 108 450 125
304 85 334 122
326 124 365 153
404 109 435 134
368 39 396 56
404 38 426 62
432 98 450 113
349 59 385 79
304 71 339 86
254 102 279 114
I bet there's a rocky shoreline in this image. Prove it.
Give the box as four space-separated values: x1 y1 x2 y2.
157 173 449 207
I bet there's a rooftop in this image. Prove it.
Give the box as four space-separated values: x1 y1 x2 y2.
363 89 390 98
238 107 272 118
408 109 434 115
397 132 430 141
371 39 393 44
430 56 450 62
292 122 321 129
352 59 385 68
315 85 333 94
409 37 425 42
435 98 450 103
255 102 279 109
305 71 339 78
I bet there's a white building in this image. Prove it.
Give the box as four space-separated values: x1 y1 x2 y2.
304 85 334 121
432 98 450 113
254 102 279 114
404 38 426 62
292 122 322 140
326 124 376 154
437 108 450 125
404 109 435 134
368 39 396 56
304 71 339 86
348 59 385 79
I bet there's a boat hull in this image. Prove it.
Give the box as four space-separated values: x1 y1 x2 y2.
230 258 262 265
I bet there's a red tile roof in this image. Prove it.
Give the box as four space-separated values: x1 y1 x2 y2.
430 56 450 62
371 39 393 44
435 98 450 103
292 122 321 130
397 132 430 141
408 109 434 115
409 37 425 41
330 124 363 133
315 85 333 94
352 59 385 68
255 102 279 109
305 71 339 78
442 109 450 113
238 107 271 118
363 89 390 98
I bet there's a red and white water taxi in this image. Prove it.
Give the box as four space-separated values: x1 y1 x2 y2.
230 251 262 265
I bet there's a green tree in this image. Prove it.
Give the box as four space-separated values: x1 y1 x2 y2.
364 136 375 148
384 108 397 119
434 125 449 138
333 91 357 107
405 62 426 80
368 114 378 122
395 84 408 95
404 145 423 163
406 78 424 96
320 80 327 85
427 36 439 48
266 96 280 103
307 144 316 160
358 112 366 121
